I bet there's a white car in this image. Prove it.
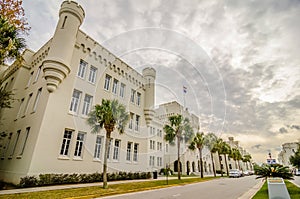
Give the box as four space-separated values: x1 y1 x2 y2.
295 169 300 176
229 169 241 178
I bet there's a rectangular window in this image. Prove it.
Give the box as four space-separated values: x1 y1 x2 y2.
149 156 155 166
77 60 87 79
32 88 42 112
120 83 125 98
107 139 112 159
113 140 120 160
88 66 97 83
94 136 102 159
130 89 135 103
69 90 81 113
137 92 141 106
129 113 134 129
60 129 73 156
82 94 92 115
23 93 33 116
133 143 138 162
112 79 118 94
10 130 20 156
74 132 85 157
135 115 140 131
26 72 34 87
126 142 132 161
34 66 41 82
19 127 30 156
104 74 111 90
16 98 24 119
1 133 12 157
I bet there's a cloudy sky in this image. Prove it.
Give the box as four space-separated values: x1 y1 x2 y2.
22 0 300 164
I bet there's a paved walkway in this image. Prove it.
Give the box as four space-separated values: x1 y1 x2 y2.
0 175 262 198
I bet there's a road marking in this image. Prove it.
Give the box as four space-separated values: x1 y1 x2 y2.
173 193 181 197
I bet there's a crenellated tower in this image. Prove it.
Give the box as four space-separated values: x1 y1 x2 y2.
142 67 156 125
42 1 85 92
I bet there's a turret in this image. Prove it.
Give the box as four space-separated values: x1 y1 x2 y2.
142 67 156 125
42 1 85 92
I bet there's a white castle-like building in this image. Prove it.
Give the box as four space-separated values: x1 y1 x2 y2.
278 142 299 168
0 1 250 184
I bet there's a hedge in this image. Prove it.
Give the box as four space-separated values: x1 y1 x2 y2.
19 171 152 188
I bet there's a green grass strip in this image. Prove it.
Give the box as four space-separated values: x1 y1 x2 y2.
252 180 300 199
0 177 215 199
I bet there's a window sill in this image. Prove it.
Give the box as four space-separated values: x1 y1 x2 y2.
16 156 22 159
73 157 83 161
93 158 101 162
68 112 78 116
57 156 70 160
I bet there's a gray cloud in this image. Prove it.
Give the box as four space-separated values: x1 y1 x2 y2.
279 127 288 134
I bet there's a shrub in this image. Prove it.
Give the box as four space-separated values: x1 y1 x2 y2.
19 176 38 188
18 171 152 188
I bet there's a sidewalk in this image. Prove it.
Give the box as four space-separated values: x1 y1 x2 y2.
238 179 265 199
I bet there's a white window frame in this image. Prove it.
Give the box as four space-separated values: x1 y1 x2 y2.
104 74 111 91
126 142 132 161
113 140 121 160
88 66 97 83
32 88 42 112
74 132 85 158
112 79 118 94
133 143 138 162
120 83 125 98
94 136 102 159
107 139 112 159
77 60 87 79
129 113 134 129
82 94 92 115
69 89 81 113
130 89 135 103
60 129 73 156
19 127 30 156
137 92 141 106
135 115 140 131
34 66 42 83
23 93 33 116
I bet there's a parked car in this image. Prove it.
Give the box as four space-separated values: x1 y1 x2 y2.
229 169 241 178
243 170 249 176
295 169 300 176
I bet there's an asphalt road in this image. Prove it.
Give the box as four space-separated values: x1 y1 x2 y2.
290 175 300 187
100 175 261 199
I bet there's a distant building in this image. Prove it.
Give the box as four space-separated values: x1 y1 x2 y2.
278 142 299 167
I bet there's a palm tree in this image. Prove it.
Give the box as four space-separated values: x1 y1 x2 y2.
230 148 242 170
87 99 129 189
189 132 205 178
204 133 218 177
0 16 26 64
243 154 252 170
219 141 231 176
164 114 193 180
214 138 225 176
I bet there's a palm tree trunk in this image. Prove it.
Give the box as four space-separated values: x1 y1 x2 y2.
177 136 181 180
103 132 111 189
224 154 229 176
235 160 238 169
199 148 203 178
210 152 216 177
217 151 223 177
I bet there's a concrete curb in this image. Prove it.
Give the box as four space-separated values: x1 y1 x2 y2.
237 179 265 199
